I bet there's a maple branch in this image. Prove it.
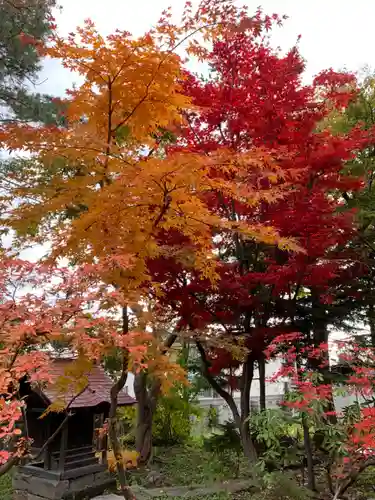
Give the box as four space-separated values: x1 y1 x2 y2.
7 345 22 372
112 47 138 82
152 192 172 229
149 333 178 404
196 340 241 423
112 20 220 134
0 454 19 477
188 290 232 335
101 77 113 187
333 458 375 499
70 60 108 85
32 383 89 462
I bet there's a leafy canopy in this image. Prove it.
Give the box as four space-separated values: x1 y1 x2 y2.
0 2 299 300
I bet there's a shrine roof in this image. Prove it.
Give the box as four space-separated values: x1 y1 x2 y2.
37 358 136 409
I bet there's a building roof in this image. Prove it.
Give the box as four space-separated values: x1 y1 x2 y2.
38 359 136 409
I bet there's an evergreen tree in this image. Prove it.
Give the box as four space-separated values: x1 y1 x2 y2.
0 0 61 124
325 72 375 345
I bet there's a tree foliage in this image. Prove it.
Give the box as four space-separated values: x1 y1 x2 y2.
3 3 375 498
265 333 375 498
323 71 375 345
0 5 299 296
0 257 149 469
0 1 304 490
146 12 375 463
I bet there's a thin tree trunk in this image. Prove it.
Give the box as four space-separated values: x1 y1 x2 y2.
302 415 316 491
368 304 375 348
310 313 337 421
109 306 135 500
332 458 375 499
258 355 266 411
197 343 257 463
239 355 257 462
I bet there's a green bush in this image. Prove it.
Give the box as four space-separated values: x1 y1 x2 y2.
251 471 312 500
249 409 302 469
203 422 243 477
118 405 137 445
153 387 201 446
207 405 220 430
149 445 248 486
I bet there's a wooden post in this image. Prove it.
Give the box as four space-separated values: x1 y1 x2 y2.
58 421 69 471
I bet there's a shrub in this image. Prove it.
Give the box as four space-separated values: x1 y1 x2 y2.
251 471 312 500
203 421 243 477
249 409 302 469
153 387 201 446
0 473 12 500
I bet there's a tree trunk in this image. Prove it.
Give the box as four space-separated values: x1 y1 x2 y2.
134 333 177 466
239 356 257 462
311 313 337 421
368 304 375 348
197 343 257 463
134 372 155 466
239 417 257 462
302 415 316 491
258 355 266 411
108 412 135 500
108 306 135 500
135 417 153 465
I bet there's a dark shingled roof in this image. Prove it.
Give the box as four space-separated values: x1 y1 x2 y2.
40 358 136 408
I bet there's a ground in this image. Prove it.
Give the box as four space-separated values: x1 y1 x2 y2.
3 447 375 500
127 445 253 498
129 445 249 488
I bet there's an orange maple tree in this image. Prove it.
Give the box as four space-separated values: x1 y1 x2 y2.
0 257 150 473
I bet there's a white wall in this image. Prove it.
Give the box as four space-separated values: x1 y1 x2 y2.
250 358 286 399
125 372 135 398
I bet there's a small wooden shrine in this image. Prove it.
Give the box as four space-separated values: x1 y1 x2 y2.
13 358 136 500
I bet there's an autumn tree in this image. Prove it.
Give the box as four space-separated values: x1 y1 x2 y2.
0 0 300 483
148 18 374 462
321 71 375 347
262 333 375 498
0 257 149 477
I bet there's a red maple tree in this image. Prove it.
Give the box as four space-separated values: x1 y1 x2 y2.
148 14 375 461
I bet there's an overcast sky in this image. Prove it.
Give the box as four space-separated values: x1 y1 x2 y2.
37 0 375 97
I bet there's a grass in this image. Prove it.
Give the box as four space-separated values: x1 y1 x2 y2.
0 473 12 500
129 445 249 488
153 495 252 500
153 492 254 499
0 446 248 500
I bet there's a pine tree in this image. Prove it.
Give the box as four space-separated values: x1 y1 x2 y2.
324 72 375 346
0 0 61 124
